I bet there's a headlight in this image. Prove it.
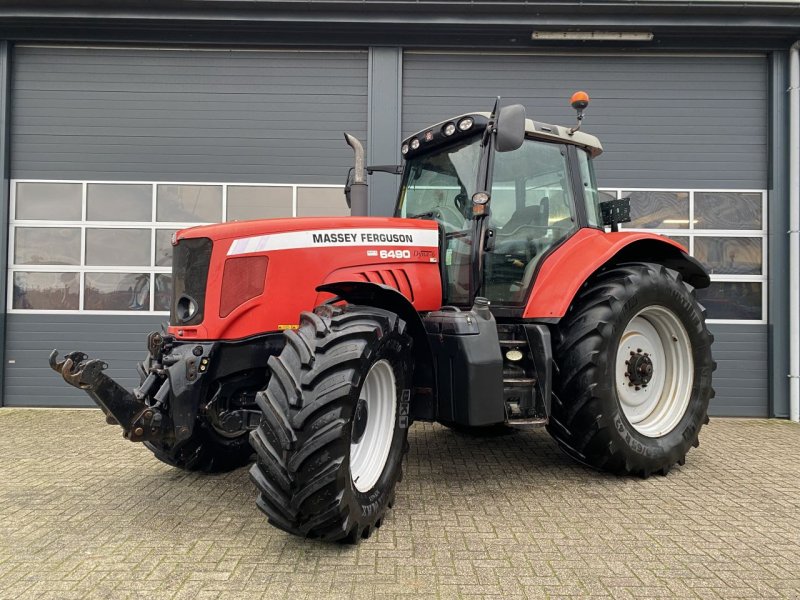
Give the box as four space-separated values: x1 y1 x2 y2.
176 294 199 323
443 122 456 136
458 117 474 131
410 138 420 150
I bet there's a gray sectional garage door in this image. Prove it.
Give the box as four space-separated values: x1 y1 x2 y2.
403 52 769 416
6 45 368 407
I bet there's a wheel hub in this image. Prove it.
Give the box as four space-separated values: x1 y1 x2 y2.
352 398 369 444
615 306 694 438
626 352 654 387
350 359 397 493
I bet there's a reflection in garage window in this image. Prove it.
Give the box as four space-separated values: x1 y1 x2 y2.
607 188 766 322
13 272 79 310
84 272 150 311
154 274 172 312
623 191 690 229
695 282 762 321
157 184 222 223
14 227 81 265
8 180 341 313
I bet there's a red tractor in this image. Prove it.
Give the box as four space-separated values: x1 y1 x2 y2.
51 94 714 543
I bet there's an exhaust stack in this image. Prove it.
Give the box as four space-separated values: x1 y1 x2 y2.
344 133 369 216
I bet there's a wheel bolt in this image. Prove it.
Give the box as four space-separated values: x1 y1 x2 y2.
635 386 641 391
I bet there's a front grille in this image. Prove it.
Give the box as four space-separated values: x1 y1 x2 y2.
170 237 213 326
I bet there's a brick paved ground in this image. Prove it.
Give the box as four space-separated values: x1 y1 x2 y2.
1 409 799 599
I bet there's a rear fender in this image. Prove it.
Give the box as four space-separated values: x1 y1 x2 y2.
316 281 438 422
523 229 710 319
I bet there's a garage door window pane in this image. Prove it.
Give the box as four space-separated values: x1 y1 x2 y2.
13 271 79 310
623 191 689 229
87 183 152 222
668 236 690 251
16 182 82 221
155 230 177 266
228 186 293 221
14 227 81 265
695 282 761 320
154 274 172 311
695 192 762 230
86 229 151 266
85 272 150 311
694 237 762 275
297 187 349 217
157 185 222 223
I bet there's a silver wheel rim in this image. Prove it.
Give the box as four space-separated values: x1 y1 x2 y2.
350 359 397 493
615 306 694 438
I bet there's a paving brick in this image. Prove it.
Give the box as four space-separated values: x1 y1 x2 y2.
1 409 800 599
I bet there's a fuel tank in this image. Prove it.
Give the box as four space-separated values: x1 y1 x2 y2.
168 217 443 341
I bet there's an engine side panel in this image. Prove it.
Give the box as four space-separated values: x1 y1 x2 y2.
523 228 698 319
168 217 442 341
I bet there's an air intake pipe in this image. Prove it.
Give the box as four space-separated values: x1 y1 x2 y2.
344 133 369 216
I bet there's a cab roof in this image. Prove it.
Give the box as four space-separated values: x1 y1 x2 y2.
402 111 603 159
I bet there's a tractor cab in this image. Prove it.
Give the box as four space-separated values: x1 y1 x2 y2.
396 102 606 310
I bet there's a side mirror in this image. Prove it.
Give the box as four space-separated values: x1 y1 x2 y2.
495 104 526 152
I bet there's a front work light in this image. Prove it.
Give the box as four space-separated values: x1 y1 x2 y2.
458 117 474 131
401 143 409 155
410 138 420 150
443 122 456 136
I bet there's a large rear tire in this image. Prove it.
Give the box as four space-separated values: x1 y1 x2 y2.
547 262 714 477
249 304 412 542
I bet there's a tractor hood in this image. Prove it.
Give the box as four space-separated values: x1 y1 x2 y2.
168 217 443 341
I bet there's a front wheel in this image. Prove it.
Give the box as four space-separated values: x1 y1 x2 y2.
547 262 714 477
249 304 412 542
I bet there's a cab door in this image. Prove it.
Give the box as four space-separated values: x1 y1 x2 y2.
482 139 579 305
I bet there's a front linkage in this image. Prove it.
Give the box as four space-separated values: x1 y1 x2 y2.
49 332 218 444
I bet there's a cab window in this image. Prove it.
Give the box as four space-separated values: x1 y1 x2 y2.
483 139 578 305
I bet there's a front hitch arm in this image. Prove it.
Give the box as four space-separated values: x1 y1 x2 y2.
49 349 170 442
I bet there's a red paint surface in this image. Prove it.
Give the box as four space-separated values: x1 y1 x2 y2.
168 217 442 340
523 228 686 319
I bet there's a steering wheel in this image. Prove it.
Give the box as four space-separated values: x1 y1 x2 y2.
430 204 469 234
493 224 552 270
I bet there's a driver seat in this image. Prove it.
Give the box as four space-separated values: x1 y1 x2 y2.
502 197 549 236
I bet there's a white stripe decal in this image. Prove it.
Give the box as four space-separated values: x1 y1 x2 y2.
227 228 440 256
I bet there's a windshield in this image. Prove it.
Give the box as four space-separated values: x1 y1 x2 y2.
396 136 481 232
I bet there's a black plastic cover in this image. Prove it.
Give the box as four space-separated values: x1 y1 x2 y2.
171 237 212 326
424 304 505 426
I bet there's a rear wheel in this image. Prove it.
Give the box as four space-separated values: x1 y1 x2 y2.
547 262 714 477
249 304 412 542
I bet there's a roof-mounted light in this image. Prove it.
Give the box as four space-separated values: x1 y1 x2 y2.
401 143 409 155
458 117 474 131
410 138 420 150
442 122 456 136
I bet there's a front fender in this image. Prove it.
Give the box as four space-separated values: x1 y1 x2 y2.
523 229 710 319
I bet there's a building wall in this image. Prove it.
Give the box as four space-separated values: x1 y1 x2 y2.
2 44 777 416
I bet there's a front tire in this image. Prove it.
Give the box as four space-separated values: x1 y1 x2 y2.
249 304 412 542
547 262 714 477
